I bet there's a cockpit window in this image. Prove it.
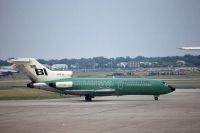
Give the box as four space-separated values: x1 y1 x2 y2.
162 81 168 86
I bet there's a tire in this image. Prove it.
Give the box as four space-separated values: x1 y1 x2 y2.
85 94 92 102
154 96 158 101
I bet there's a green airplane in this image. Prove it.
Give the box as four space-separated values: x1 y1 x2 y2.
9 58 175 101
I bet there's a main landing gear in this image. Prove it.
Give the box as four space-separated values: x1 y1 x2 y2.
85 94 93 102
154 95 159 101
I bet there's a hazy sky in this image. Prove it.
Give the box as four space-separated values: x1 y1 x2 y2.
0 0 200 59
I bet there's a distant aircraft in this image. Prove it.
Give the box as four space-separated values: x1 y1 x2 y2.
178 47 200 50
1 64 16 69
0 72 4 76
9 58 175 101
0 64 18 76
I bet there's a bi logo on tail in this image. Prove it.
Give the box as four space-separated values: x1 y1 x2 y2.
35 68 48 76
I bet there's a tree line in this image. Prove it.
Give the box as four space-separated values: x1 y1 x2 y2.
1 54 200 69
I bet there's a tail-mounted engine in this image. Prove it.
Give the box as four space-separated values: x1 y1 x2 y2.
49 82 73 88
27 82 48 88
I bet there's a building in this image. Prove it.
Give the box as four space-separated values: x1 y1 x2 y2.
116 62 127 68
51 64 68 70
176 60 186 67
127 61 140 68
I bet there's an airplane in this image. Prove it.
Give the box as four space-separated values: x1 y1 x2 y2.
0 64 18 76
178 47 200 50
0 72 4 76
8 58 176 101
0 64 16 69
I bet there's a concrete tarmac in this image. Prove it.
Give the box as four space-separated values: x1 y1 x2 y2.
0 89 200 133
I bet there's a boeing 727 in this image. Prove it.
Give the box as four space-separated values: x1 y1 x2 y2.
8 58 175 101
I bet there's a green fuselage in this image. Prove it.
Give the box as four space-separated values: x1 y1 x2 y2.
46 77 173 96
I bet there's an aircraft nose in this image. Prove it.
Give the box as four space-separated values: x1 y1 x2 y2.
168 85 176 92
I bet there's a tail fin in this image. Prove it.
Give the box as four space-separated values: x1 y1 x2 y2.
11 64 16 69
8 58 72 82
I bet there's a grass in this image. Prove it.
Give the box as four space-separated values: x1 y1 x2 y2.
0 87 71 100
165 81 200 89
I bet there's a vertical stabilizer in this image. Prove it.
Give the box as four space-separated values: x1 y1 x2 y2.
8 58 72 82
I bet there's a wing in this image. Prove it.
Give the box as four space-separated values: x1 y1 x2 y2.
64 89 115 96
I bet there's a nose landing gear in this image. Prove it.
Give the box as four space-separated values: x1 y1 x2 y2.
154 95 159 101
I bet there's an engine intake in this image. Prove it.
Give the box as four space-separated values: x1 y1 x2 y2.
27 83 34 88
27 82 48 88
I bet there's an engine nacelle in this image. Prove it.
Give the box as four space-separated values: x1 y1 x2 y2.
33 83 48 87
49 82 73 88
27 82 34 88
55 71 73 77
65 71 73 76
27 82 48 88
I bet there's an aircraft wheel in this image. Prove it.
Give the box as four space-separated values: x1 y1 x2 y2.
154 95 159 101
85 94 92 102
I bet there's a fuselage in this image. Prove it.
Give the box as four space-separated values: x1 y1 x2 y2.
45 77 173 96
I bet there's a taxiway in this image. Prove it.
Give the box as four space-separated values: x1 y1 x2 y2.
0 89 200 133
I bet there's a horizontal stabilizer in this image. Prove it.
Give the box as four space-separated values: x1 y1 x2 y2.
8 58 31 63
